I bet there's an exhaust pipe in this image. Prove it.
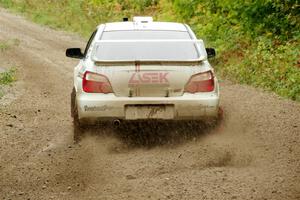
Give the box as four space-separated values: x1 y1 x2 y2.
113 119 121 127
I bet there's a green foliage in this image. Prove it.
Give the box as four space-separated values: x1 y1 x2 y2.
0 0 160 37
0 41 9 51
172 0 300 101
173 0 299 40
0 0 12 8
0 0 299 101
0 68 16 85
240 0 299 39
220 39 300 101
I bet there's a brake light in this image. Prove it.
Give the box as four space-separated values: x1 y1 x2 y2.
184 71 214 93
82 71 113 93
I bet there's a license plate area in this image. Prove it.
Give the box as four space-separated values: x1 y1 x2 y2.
125 105 175 120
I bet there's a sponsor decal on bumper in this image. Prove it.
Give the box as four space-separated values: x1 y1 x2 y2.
84 105 113 112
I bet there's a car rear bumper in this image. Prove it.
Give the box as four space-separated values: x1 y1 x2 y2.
77 92 219 122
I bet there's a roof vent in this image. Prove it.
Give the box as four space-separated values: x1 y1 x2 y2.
133 16 153 23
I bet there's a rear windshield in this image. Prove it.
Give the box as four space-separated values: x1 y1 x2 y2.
93 31 200 61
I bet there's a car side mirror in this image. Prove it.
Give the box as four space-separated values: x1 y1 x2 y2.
206 48 216 58
66 48 84 59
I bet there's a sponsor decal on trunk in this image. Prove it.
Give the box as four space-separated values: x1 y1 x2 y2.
129 63 170 97
129 72 169 86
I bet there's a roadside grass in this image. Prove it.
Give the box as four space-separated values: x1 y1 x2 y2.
216 38 300 101
0 67 16 99
0 0 299 101
0 41 10 51
0 38 19 98
0 68 16 85
0 39 20 51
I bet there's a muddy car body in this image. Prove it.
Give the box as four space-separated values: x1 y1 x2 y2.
67 17 220 125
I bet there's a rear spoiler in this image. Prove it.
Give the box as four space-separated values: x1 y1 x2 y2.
95 58 205 66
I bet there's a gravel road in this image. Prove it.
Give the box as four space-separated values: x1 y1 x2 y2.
0 8 299 200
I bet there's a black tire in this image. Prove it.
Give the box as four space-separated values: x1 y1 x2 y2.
71 88 76 117
71 88 85 142
211 107 224 128
217 107 224 121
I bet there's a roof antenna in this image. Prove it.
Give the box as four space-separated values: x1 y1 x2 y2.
123 17 129 22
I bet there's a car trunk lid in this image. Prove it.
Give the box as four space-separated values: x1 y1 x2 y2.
95 61 201 97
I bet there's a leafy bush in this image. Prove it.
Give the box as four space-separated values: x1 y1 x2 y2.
172 0 300 101
220 38 300 101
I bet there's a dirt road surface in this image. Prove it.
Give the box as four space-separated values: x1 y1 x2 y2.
0 8 299 200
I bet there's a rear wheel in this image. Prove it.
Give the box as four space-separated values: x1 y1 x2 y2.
71 88 76 117
211 107 224 128
217 107 224 121
71 88 85 142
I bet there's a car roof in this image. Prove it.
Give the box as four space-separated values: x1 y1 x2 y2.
102 22 188 32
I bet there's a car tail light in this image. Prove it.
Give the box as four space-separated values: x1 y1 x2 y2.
184 71 215 93
82 71 113 93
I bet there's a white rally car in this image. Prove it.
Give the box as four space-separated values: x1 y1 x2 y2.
67 17 220 128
